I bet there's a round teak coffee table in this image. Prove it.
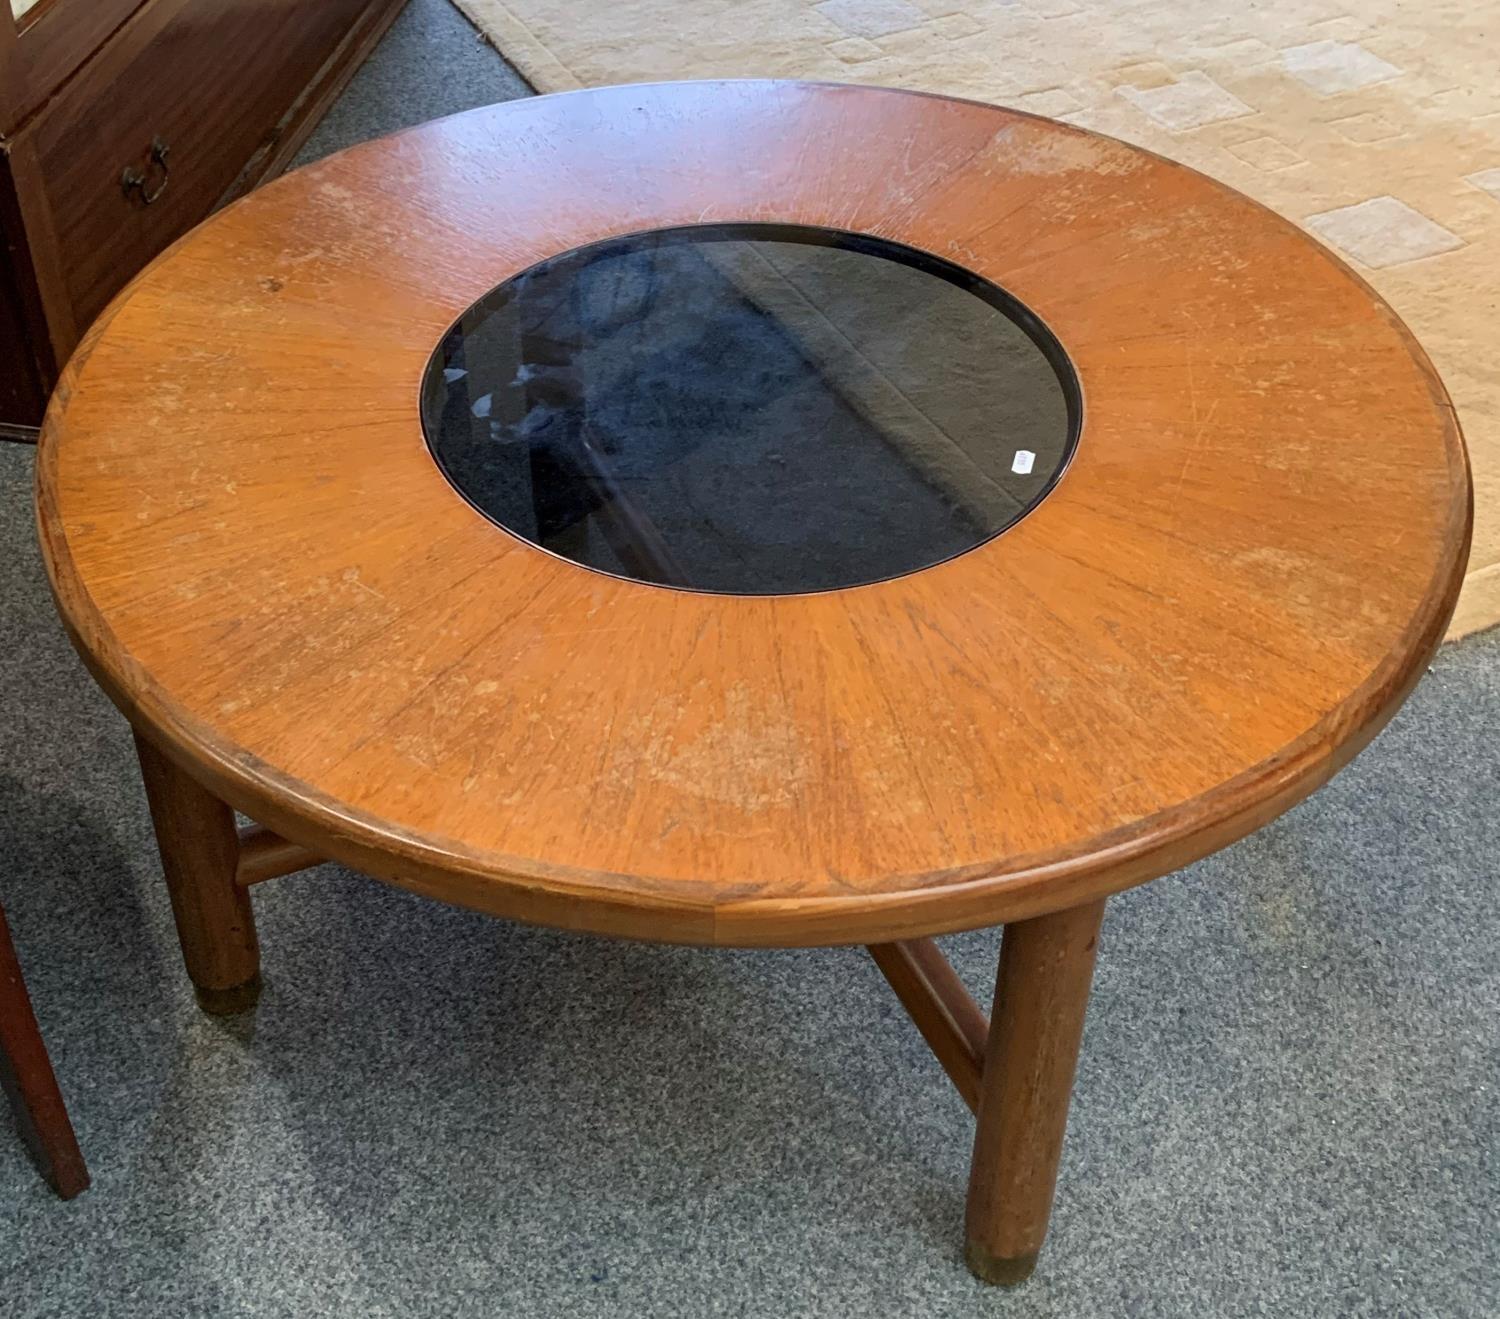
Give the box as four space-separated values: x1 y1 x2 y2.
36 82 1470 1284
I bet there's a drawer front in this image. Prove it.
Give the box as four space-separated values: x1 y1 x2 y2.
4 0 148 133
26 0 372 333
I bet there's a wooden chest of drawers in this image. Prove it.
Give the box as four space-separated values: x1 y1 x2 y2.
1 0 406 432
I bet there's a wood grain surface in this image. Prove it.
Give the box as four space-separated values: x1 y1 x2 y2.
965 900 1105 1283
36 82 1471 947
134 731 262 1012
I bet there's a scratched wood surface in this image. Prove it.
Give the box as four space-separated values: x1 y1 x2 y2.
36 82 1471 946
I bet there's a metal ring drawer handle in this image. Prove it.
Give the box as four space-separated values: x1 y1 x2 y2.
121 137 170 206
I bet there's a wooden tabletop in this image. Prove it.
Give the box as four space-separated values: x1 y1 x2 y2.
36 82 1471 946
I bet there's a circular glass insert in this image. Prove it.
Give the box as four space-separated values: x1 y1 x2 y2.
421 224 1079 595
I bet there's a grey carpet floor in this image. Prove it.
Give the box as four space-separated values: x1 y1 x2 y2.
3 2 1497 1314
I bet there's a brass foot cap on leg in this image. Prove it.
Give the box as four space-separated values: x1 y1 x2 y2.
964 1241 1039 1286
194 972 263 1015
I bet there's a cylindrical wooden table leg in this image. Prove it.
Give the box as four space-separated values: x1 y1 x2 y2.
133 731 261 1014
965 899 1105 1285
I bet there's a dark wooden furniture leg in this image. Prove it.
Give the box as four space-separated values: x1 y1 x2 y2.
0 904 89 1198
965 900 1105 1285
134 731 261 1014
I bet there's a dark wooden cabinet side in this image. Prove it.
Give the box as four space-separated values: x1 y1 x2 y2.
0 10 47 431
0 258 49 432
0 148 54 433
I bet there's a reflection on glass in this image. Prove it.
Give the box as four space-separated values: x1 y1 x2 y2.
421 224 1079 594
